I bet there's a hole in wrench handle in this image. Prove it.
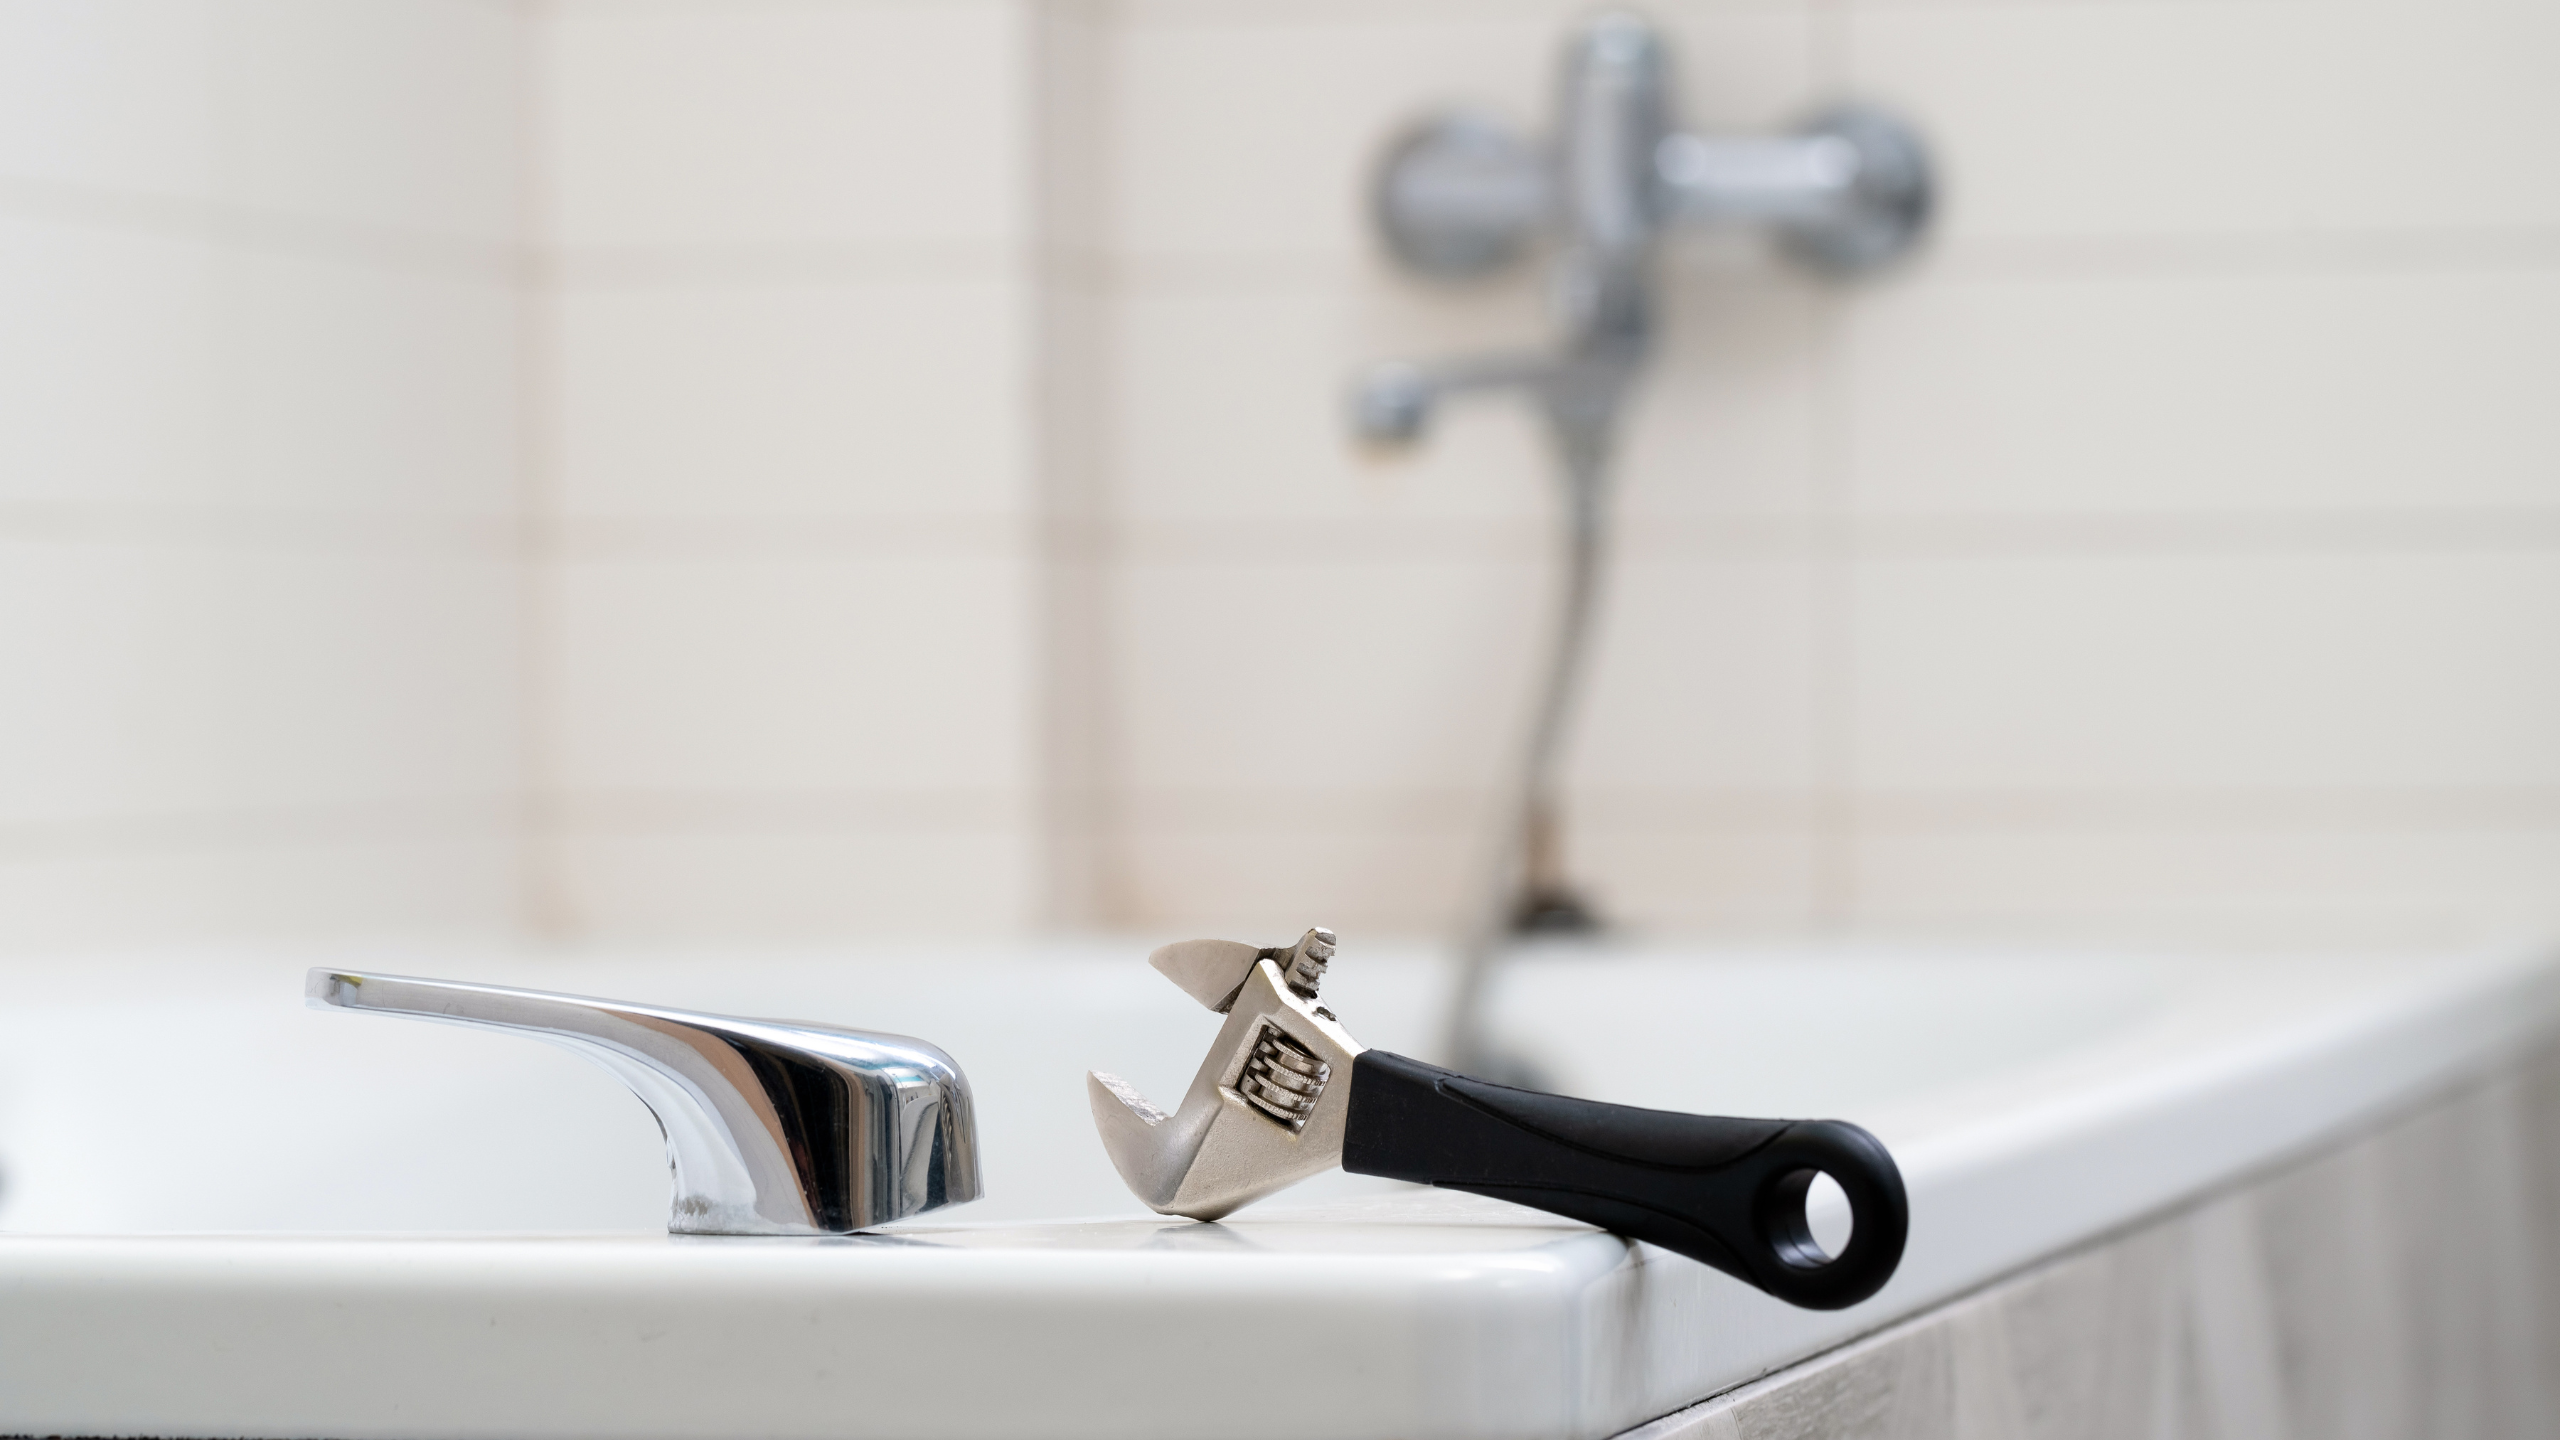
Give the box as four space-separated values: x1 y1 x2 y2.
1339 1050 1909 1311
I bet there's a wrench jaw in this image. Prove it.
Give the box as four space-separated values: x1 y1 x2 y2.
1145 937 1264 1013
1086 957 1366 1221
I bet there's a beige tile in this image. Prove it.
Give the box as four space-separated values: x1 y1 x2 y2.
1032 1 1110 256
1106 542 1819 931
1110 7 1814 264
546 549 1035 795
1659 1055 2560 1440
1851 551 2560 792
0 212 520 519
547 827 1040 939
1848 0 2560 245
0 0 521 246
0 536 522 827
208 0 525 246
212 244 522 520
0 0 216 201
0 834 525 953
1123 795 1827 941
1113 272 1553 530
1616 270 1825 527
1036 278 1110 522
1114 548 1815 794
1113 819 1479 937
1566 553 1820 792
1847 267 2560 517
1111 269 1818 529
1111 549 1547 794
549 273 1027 523
1848 823 2560 939
0 214 214 509
539 0 1024 251
1559 821 1820 932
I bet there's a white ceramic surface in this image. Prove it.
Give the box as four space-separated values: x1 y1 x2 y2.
2 936 2554 1438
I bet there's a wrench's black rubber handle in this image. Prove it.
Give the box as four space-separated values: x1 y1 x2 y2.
1340 1049 1907 1310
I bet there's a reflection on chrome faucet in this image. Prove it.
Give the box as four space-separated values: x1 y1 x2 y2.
307 969 979 1234
1348 10 1931 1078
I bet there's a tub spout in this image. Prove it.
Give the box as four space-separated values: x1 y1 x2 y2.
306 969 979 1235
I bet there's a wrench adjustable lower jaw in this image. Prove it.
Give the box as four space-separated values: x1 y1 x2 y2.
1086 931 1364 1221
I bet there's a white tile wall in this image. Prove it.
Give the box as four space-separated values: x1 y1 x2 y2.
1848 268 2560 517
0 536 519 825
525 0 1050 937
545 828 1039 941
0 216 520 519
1568 555 1821 795
1847 0 2560 246
1849 826 2560 942
1851 551 2560 794
539 0 1024 255
549 274 1028 523
0 1 219 204
0 0 521 245
1107 7 1814 265
8 0 2553 949
0 214 216 510
1081 0 2560 943
0 1 526 950
547 548 1033 797
207 0 524 246
0 836 523 953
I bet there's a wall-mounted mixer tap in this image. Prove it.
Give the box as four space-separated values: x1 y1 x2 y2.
1352 18 1928 454
1349 11 1931 1076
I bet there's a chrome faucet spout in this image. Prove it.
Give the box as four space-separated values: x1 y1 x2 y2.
1349 350 1632 451
306 970 980 1235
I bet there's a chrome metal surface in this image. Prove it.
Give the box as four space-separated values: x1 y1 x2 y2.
307 970 979 1235
1364 29 1930 290
1654 105 1932 271
1350 11 1932 1078
1086 928 1363 1220
1373 112 1547 279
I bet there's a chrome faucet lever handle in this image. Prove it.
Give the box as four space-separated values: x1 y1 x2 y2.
306 970 980 1235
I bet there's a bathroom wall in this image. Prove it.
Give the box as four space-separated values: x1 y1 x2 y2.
1077 0 2560 943
5 0 2553 952
521 0 1063 937
0 2 528 948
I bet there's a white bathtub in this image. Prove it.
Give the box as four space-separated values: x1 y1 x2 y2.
1 936 2554 1439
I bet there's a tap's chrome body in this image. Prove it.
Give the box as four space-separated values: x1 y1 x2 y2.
1351 13 1930 1077
307 970 980 1235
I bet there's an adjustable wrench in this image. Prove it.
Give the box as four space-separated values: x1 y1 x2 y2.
1088 928 1908 1311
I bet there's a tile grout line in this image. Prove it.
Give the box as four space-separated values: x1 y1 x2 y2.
518 0 573 941
1807 0 1860 929
1029 0 1111 931
0 799 524 861
22 506 2557 561
0 504 518 554
1076 0 1141 928
1110 783 2560 832
1084 227 2560 295
0 174 515 283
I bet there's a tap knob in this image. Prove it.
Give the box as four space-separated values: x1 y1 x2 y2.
1367 20 1931 288
306 969 980 1235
